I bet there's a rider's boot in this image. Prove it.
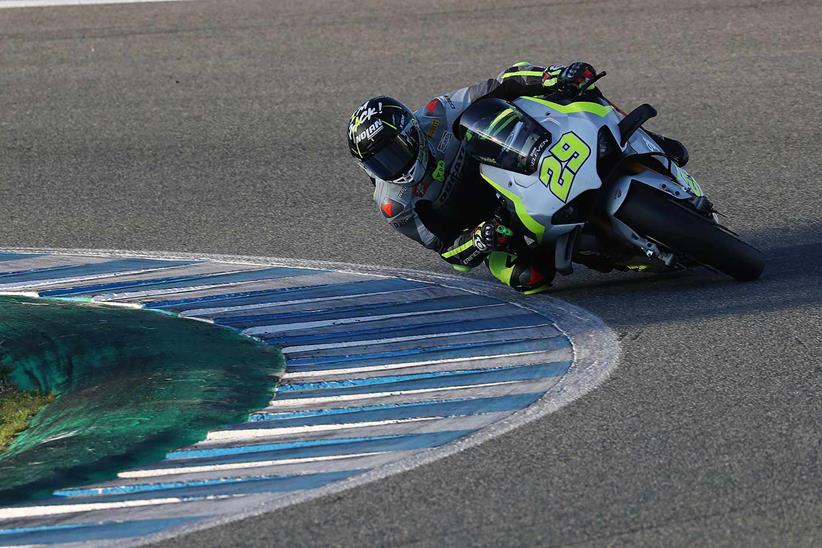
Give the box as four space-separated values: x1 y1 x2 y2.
485 251 554 295
646 130 689 167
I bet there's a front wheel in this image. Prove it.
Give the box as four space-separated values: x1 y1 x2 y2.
615 183 765 281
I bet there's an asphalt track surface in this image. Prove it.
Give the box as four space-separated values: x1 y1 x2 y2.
1 0 820 546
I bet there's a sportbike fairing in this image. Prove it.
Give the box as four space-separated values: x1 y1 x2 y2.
458 95 708 250
458 97 619 243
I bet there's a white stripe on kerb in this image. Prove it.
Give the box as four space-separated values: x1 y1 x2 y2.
119 452 387 479
206 417 440 442
0 0 192 9
265 380 521 407
282 323 554 353
241 304 504 336
180 287 430 318
0 267 182 291
282 349 557 380
0 496 212 520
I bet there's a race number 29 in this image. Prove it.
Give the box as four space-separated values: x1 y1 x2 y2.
539 132 591 202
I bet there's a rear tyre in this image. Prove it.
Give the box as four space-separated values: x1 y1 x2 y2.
616 183 764 281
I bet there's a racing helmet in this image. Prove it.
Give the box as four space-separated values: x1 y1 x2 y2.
347 96 428 185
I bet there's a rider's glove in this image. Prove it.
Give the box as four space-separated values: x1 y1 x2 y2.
472 221 514 252
441 221 515 271
556 62 597 91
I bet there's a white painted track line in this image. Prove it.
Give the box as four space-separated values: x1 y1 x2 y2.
0 0 192 9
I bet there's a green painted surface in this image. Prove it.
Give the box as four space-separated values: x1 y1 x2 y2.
0 296 283 503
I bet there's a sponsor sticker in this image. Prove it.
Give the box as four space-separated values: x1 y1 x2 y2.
438 131 452 152
432 159 445 182
425 119 440 139
527 137 551 172
436 147 464 206
354 119 384 144
349 100 383 137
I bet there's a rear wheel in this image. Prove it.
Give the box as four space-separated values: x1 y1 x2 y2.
616 183 764 281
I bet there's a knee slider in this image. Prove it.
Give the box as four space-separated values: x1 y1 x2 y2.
486 252 553 294
511 264 548 292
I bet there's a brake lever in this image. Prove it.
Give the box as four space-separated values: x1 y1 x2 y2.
577 71 607 96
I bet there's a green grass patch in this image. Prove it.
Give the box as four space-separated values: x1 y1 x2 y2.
0 369 53 452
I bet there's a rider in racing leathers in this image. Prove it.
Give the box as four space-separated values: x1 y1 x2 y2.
347 61 688 294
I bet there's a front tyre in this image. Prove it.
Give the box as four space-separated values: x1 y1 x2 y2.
616 183 765 281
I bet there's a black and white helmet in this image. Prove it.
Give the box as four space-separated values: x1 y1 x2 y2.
347 96 428 185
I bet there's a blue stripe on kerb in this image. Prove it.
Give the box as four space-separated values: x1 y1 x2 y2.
0 523 102 537
146 278 428 311
246 392 542 425
0 258 194 284
0 264 74 279
276 361 571 399
216 294 498 328
263 312 550 347
41 266 324 297
39 273 215 297
0 517 200 545
0 252 42 263
165 430 474 461
54 469 364 499
285 336 569 372
283 326 561 361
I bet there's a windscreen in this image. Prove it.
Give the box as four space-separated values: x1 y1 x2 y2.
457 98 552 175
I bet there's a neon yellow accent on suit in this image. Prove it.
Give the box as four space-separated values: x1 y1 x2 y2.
441 239 474 259
523 284 551 295
541 68 561 88
501 71 544 79
486 251 517 286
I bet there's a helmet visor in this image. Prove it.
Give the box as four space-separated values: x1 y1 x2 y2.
361 122 422 181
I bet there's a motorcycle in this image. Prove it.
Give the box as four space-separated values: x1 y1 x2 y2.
456 72 765 282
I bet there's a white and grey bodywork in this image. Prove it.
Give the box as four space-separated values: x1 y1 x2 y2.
471 95 707 270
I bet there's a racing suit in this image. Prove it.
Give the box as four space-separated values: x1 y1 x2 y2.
372 61 684 293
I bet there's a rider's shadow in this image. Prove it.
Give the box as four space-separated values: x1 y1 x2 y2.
547 223 822 327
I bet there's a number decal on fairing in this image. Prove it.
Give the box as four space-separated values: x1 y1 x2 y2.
539 132 591 202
